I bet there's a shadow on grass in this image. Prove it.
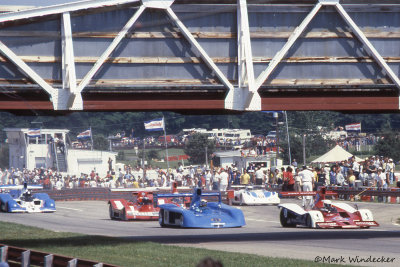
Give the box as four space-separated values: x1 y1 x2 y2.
3 229 400 248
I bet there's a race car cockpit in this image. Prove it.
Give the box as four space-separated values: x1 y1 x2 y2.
21 190 34 202
321 200 337 213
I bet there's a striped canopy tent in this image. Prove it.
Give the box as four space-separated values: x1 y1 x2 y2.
311 145 363 164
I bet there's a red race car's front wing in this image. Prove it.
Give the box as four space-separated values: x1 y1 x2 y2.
316 220 379 229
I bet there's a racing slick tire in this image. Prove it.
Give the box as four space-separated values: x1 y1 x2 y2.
109 204 114 220
121 207 126 221
159 209 166 227
179 214 184 227
305 214 313 228
0 202 7 212
280 208 296 228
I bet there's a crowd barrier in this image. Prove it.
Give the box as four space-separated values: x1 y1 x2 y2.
36 188 231 204
35 185 400 204
0 244 117 267
326 186 400 204
276 186 400 204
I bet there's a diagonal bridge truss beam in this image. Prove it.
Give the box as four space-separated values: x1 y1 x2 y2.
0 0 399 111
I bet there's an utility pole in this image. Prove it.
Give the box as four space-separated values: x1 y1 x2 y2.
205 145 208 168
273 112 279 167
284 111 291 165
142 137 145 180
302 134 306 166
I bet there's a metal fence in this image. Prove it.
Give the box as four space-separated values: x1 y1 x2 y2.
0 244 117 267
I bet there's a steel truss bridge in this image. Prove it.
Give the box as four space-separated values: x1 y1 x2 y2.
0 0 400 113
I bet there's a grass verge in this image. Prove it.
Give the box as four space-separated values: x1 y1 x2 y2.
1 221 345 267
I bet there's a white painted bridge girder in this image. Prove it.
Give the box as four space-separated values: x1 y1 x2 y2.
0 0 399 111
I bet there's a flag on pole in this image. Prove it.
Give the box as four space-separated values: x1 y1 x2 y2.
77 129 92 139
27 128 41 137
144 118 164 131
345 123 361 131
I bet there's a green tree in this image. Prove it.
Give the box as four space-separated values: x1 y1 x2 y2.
93 134 109 151
117 151 125 161
374 132 400 162
280 133 334 165
0 144 9 168
184 133 215 165
147 149 160 161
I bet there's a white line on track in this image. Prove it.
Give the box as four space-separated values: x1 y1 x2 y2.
56 207 83 212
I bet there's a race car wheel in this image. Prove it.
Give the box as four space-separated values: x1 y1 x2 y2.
305 214 312 228
159 209 166 227
121 208 126 221
280 209 296 228
109 205 114 220
0 202 7 212
179 214 184 227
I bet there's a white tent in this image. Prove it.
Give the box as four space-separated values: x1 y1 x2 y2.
311 145 363 164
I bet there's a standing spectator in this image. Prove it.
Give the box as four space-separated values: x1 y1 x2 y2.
55 178 63 190
286 166 294 191
58 136 65 154
175 170 183 186
374 167 387 189
315 167 326 188
299 166 314 192
330 166 337 186
291 158 298 168
298 165 314 208
219 168 229 192
108 157 113 172
269 168 276 187
386 158 395 185
359 168 369 186
205 169 212 190
294 168 302 193
0 168 4 185
240 169 250 185
351 156 360 178
232 169 241 185
336 167 345 186
117 168 124 187
347 169 356 188
212 168 220 190
255 167 265 185
276 168 283 185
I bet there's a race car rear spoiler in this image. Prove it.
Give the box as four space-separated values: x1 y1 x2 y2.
154 189 222 207
0 184 43 191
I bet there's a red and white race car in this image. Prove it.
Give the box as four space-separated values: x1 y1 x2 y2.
109 191 160 220
108 182 191 220
278 187 379 229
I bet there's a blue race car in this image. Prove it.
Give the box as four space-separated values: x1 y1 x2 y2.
0 183 56 213
155 188 245 228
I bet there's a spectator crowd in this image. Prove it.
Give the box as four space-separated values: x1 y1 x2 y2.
0 154 397 192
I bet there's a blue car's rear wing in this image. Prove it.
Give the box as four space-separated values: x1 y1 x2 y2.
154 188 222 207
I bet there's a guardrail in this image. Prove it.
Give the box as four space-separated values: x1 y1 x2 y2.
0 244 117 267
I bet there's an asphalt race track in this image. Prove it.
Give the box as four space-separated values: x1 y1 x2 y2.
1 199 399 266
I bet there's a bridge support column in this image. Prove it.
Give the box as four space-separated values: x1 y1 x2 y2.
226 0 260 111
61 12 82 110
